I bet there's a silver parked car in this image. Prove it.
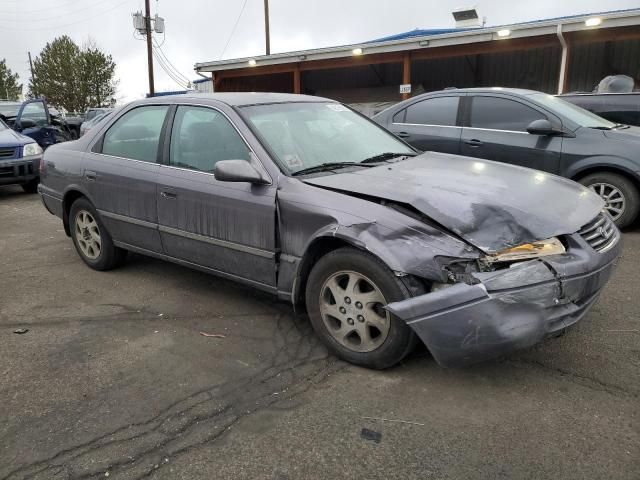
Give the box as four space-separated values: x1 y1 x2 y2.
39 93 621 369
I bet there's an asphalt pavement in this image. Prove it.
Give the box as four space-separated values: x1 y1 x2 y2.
0 185 638 480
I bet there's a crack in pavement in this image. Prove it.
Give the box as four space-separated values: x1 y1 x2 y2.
507 358 638 398
2 313 345 480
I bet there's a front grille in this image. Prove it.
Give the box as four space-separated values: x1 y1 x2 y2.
0 147 16 159
578 212 618 253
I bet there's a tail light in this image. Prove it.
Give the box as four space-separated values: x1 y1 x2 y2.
39 157 46 175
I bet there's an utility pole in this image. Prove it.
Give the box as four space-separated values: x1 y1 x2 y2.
264 0 270 55
28 51 37 97
144 0 155 96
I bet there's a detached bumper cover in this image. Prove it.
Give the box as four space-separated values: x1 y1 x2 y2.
387 234 622 367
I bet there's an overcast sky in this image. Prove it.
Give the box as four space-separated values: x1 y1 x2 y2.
1 0 638 104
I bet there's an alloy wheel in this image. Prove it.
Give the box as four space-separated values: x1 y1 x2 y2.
319 271 390 353
75 210 102 260
588 182 626 221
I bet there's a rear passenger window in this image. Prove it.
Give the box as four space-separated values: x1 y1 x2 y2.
470 97 545 132
169 106 250 173
404 97 459 126
102 106 168 162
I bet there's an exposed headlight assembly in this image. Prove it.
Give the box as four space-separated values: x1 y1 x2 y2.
23 143 43 157
487 237 565 264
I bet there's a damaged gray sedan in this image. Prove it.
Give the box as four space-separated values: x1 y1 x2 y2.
38 93 621 369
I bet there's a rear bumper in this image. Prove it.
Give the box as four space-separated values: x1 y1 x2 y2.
0 157 40 185
38 184 64 218
387 233 622 367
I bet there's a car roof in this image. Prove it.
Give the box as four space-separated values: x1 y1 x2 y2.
426 87 542 96
135 92 335 107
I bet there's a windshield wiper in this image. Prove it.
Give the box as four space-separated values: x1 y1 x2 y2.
613 123 630 130
360 152 417 163
291 162 375 176
589 126 614 130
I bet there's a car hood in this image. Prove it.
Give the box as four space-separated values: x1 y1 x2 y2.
303 152 604 253
602 125 640 142
0 127 31 146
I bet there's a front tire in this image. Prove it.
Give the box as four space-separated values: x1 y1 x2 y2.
305 247 417 369
579 172 640 228
69 198 126 271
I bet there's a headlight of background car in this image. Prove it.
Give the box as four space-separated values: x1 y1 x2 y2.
23 143 43 157
487 237 565 263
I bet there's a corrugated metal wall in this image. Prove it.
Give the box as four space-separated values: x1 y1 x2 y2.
568 39 640 92
411 46 561 93
302 63 403 92
219 39 639 99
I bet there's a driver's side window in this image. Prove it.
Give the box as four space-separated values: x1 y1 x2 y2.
169 106 250 173
21 102 48 126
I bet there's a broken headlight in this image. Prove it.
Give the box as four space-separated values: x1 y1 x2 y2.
486 237 565 264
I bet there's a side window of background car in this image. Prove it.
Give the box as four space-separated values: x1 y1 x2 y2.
470 97 545 132
169 106 250 173
403 97 459 126
102 105 168 162
21 102 48 126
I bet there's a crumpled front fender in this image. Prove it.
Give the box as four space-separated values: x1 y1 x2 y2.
387 243 620 367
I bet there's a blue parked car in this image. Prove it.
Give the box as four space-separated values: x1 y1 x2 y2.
0 116 44 193
0 98 72 150
0 98 71 193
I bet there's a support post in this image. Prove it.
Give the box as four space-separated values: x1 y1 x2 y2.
402 52 411 100
214 73 224 92
293 65 301 94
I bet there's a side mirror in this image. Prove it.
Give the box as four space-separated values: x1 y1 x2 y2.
214 160 268 184
18 118 37 130
526 119 561 136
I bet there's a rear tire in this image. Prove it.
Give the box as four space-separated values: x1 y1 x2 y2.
69 198 127 271
21 179 39 194
579 172 639 228
305 247 417 369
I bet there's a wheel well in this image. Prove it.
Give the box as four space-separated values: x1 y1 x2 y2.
62 190 85 236
293 237 354 306
292 236 429 306
572 167 640 193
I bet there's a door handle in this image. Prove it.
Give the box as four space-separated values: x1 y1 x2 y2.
85 170 97 181
160 190 177 199
464 139 484 147
396 131 410 138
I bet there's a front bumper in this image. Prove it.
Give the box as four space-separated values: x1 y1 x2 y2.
387 233 622 367
0 156 41 186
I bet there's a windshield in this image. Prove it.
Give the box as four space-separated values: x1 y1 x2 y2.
530 93 617 129
240 102 414 174
0 102 21 118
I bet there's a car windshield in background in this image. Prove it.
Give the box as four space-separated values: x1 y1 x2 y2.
530 93 617 129
240 102 414 175
0 102 21 118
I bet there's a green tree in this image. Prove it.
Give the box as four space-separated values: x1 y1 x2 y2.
81 44 117 108
0 59 22 100
29 36 117 112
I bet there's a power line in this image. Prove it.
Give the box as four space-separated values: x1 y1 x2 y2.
152 41 190 84
152 51 189 89
219 0 249 60
0 0 130 31
1 0 111 17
